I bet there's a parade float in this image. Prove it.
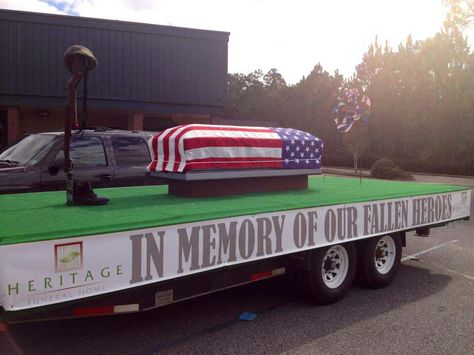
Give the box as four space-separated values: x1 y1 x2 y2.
0 46 470 323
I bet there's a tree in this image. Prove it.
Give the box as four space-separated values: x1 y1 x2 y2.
290 64 343 154
263 68 287 89
444 0 474 29
353 25 474 174
224 26 474 175
225 70 265 120
342 125 369 173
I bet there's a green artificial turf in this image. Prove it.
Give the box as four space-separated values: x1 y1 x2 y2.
0 176 468 245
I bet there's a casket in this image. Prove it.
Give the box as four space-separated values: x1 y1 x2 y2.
148 124 323 173
147 124 323 197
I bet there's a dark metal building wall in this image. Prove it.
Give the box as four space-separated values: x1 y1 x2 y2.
0 10 229 113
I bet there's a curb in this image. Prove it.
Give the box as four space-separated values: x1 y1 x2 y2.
322 167 474 187
324 166 474 180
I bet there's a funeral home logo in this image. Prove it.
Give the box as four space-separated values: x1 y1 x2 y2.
55 242 83 272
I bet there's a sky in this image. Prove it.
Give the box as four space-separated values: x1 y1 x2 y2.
0 0 467 84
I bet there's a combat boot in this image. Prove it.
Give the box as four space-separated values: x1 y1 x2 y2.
73 181 109 205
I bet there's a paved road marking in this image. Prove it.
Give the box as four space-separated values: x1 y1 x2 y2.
402 239 474 281
408 258 474 282
435 265 474 282
401 240 458 262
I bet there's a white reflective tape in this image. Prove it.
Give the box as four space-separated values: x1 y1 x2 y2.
113 304 139 313
272 267 286 276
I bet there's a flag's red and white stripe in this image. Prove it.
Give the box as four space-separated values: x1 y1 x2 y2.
148 124 283 173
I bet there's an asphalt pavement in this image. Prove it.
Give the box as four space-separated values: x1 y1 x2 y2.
1 172 473 355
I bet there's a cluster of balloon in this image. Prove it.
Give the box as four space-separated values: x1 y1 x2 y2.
333 87 371 133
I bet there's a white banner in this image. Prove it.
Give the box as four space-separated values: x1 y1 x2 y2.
0 189 470 311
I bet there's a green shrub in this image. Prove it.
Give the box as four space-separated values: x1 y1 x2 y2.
371 158 412 180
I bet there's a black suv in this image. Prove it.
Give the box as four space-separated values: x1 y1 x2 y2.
0 129 163 193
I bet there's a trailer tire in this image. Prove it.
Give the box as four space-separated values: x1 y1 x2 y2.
306 242 357 305
358 234 402 289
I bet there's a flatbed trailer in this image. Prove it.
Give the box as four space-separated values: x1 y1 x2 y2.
0 176 470 323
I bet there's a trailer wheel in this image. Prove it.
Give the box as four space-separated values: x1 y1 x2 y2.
358 234 402 289
306 243 357 305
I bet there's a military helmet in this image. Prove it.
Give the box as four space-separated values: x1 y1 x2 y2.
63 45 98 73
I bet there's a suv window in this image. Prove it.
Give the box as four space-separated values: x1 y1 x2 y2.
111 136 150 166
55 136 107 167
0 134 57 166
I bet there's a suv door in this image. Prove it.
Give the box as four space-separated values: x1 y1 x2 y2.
110 135 155 186
41 135 115 190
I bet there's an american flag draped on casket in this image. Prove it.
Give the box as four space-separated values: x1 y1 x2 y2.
147 124 323 173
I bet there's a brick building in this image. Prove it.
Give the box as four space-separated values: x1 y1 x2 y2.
0 9 229 149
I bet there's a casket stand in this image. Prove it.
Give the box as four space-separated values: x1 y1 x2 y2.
152 168 321 197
